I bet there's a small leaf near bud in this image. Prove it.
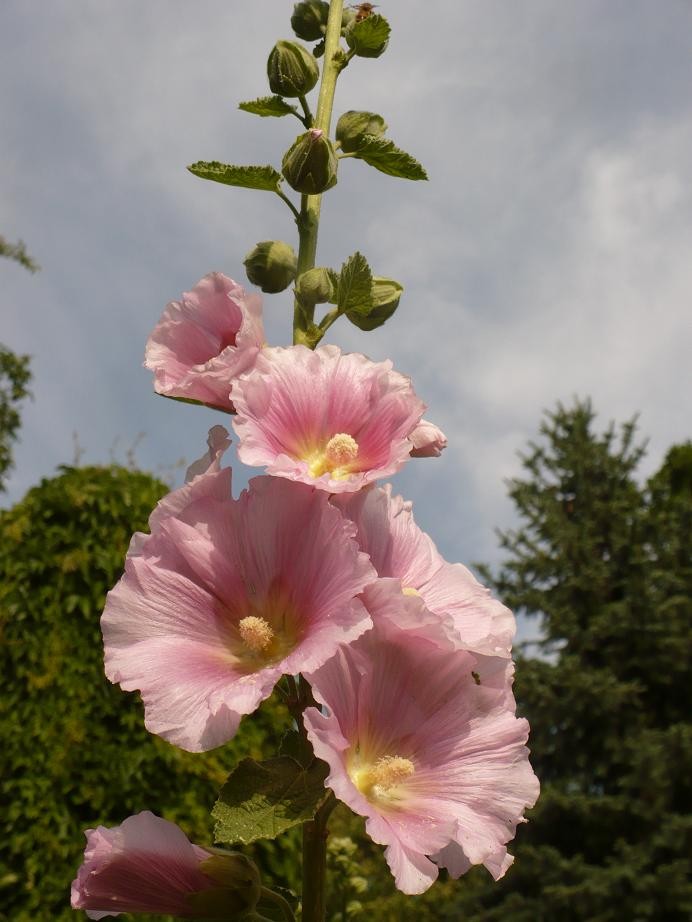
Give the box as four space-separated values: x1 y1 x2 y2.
267 39 319 98
337 252 373 316
346 276 403 331
282 129 338 194
295 267 337 305
291 1 329 41
244 241 297 293
344 13 391 58
335 110 387 153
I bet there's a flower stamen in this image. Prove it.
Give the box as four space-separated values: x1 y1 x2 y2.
238 615 274 653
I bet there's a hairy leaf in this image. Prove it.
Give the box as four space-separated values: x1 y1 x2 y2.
337 252 373 316
354 136 428 180
187 162 282 191
238 96 299 118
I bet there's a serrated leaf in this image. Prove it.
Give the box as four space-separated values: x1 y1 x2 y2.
345 13 391 58
313 38 325 58
238 96 299 118
337 252 373 316
213 755 329 845
187 161 282 191
354 136 428 180
347 276 402 331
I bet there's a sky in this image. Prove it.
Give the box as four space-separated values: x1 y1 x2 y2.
2 1 691 642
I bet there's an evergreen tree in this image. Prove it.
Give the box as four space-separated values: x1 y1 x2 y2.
448 400 692 921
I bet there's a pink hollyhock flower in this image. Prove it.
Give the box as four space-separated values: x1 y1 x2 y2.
231 344 428 492
144 273 264 412
304 626 539 895
102 468 375 751
71 811 257 919
332 485 515 657
409 418 447 457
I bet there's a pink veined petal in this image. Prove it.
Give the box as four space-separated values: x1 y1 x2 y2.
232 344 428 492
144 273 264 412
71 812 214 918
102 470 375 752
304 623 538 895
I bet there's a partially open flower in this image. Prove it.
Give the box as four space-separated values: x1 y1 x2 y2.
231 344 427 493
144 273 264 412
332 485 515 657
304 627 539 895
102 468 375 751
409 418 447 457
71 811 260 919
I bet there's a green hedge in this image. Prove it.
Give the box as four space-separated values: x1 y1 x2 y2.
0 465 295 921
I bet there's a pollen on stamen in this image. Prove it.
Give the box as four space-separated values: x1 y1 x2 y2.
371 755 415 792
402 586 420 596
325 433 359 468
238 615 274 653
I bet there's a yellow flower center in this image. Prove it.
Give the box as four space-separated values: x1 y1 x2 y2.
351 754 415 804
238 615 275 653
402 586 420 596
306 433 359 480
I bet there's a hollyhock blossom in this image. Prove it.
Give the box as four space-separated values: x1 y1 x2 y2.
332 485 515 657
231 344 428 492
409 418 447 457
102 468 375 751
71 811 258 919
144 272 264 412
304 624 539 895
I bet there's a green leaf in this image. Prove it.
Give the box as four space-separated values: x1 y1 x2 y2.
279 729 315 768
344 13 391 58
347 276 403 331
213 754 329 845
187 161 282 192
337 252 373 316
313 38 325 58
238 96 299 118
353 136 428 180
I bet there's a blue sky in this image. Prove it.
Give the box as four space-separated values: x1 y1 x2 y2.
2 1 691 643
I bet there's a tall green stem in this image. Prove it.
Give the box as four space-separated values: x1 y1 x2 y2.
293 0 345 344
301 794 337 922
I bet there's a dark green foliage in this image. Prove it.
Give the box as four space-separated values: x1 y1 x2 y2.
0 235 39 273
0 346 32 492
0 465 294 921
443 401 692 921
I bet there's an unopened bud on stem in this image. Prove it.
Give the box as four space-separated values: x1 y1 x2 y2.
291 1 329 41
336 110 387 153
282 129 338 194
267 39 319 97
295 267 335 305
244 241 297 293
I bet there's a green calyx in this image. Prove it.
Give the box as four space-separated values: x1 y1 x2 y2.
267 40 319 98
291 1 330 41
244 241 298 293
186 851 262 919
347 275 403 331
282 129 338 194
335 110 387 153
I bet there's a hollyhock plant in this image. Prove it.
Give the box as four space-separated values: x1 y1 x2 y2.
71 811 260 919
304 623 539 895
332 485 515 657
102 467 376 751
231 343 429 492
144 272 264 412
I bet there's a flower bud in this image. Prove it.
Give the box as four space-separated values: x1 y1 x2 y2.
243 240 297 293
340 8 357 31
344 13 390 58
282 129 338 195
335 110 387 153
295 267 335 305
291 1 329 41
347 276 403 331
267 40 319 98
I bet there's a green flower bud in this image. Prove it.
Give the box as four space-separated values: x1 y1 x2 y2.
295 267 335 305
335 110 387 153
282 129 338 195
291 1 329 41
344 12 390 58
267 40 319 98
186 852 262 919
347 276 402 331
340 8 357 31
243 240 297 293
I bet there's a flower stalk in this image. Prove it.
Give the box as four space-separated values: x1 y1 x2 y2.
293 0 345 344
